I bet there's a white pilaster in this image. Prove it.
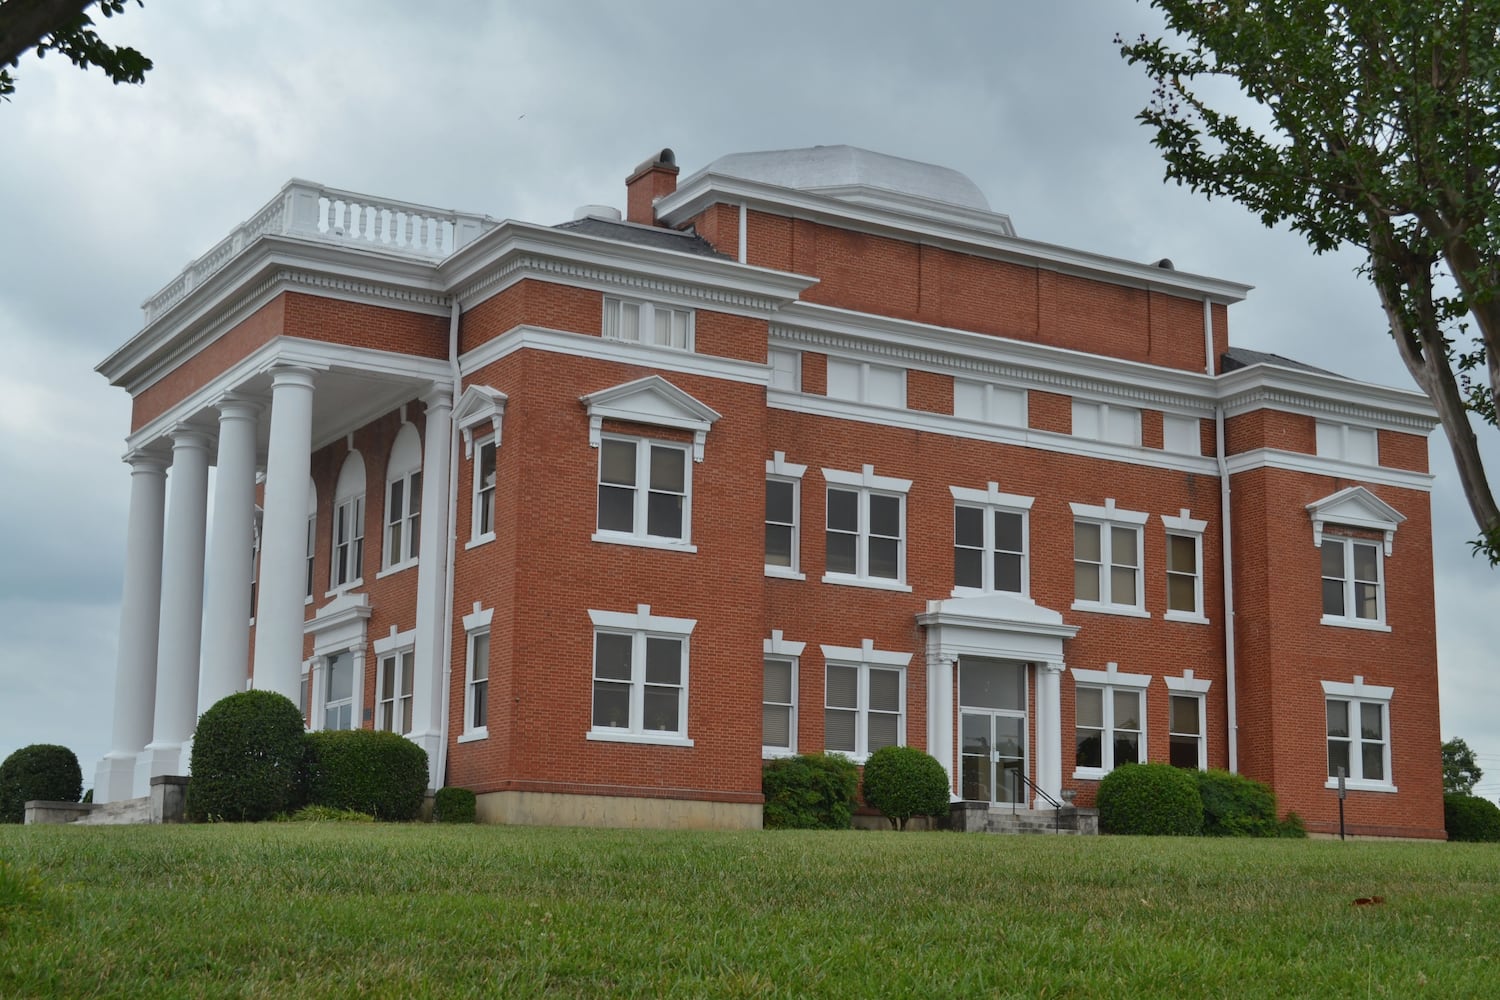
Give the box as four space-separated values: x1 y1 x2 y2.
253 366 317 702
927 655 957 799
408 385 453 788
198 397 261 717
95 454 168 804
138 428 212 784
1038 660 1065 807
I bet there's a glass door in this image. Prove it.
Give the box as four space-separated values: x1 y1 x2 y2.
958 659 1027 805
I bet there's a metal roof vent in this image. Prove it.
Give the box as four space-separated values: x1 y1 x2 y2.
574 204 623 222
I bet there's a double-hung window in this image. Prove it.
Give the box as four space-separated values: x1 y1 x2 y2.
603 297 693 350
588 605 697 746
951 483 1033 595
1164 671 1211 770
1323 677 1395 791
1071 499 1149 616
822 465 912 590
821 641 911 761
459 604 493 741
762 632 805 757
765 452 807 578
1072 663 1150 778
473 437 497 542
383 423 422 572
330 451 366 591
376 649 414 735
1162 509 1208 622
322 650 356 731
596 437 691 546
1321 537 1384 625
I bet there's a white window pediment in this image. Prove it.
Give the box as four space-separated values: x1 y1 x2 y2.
455 385 509 458
581 375 721 462
1306 486 1405 555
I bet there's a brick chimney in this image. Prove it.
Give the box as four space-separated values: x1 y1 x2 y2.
625 148 679 226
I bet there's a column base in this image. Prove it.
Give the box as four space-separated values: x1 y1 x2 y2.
406 729 443 790
135 741 187 791
94 752 140 805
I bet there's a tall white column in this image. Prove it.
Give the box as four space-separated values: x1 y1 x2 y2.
95 454 168 803
408 385 453 788
253 366 317 702
198 397 261 716
138 428 212 784
1038 660 1065 808
927 654 957 799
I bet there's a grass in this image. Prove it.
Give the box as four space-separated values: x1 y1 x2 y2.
0 826 1496 998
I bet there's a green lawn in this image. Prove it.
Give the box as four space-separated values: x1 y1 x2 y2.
1 825 1496 998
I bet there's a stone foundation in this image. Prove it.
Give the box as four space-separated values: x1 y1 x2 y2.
474 790 762 830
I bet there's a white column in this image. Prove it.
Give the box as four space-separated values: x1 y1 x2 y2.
408 385 453 788
1038 660 1065 808
253 366 317 702
927 654 957 799
138 428 212 784
197 397 261 716
94 454 168 803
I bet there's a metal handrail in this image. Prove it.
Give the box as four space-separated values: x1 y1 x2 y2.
1012 771 1067 834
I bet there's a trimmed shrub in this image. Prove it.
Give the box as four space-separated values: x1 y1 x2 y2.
0 744 82 823
434 786 477 824
284 804 375 823
1097 763 1203 836
304 729 428 821
861 746 951 830
188 691 307 822
763 753 859 829
1444 793 1500 842
1196 769 1279 837
1277 811 1308 838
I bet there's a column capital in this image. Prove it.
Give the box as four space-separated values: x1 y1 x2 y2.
1041 660 1066 675
267 364 319 390
215 394 264 421
167 425 213 452
421 382 454 411
123 450 170 474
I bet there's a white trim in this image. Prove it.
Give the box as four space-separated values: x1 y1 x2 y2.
462 601 493 632
591 532 698 554
1224 449 1433 492
1069 498 1149 525
765 460 803 576
821 573 913 593
822 463 913 493
587 605 696 742
820 640 912 668
586 731 694 748
1070 602 1151 619
1164 669 1213 694
1071 499 1149 614
764 630 807 657
602 295 695 352
1307 486 1406 555
1320 616 1393 633
588 604 698 635
761 647 800 758
595 435 694 547
454 385 508 458
1069 662 1152 689
1321 676 1394 701
463 325 772 388
766 451 808 479
372 625 417 657
582 375 721 463
950 483 1035 510
1322 676 1396 791
950 482 1033 597
1163 507 1208 622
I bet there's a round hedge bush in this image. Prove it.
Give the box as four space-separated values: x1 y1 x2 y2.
1444 793 1500 842
434 786 477 824
304 729 429 821
0 744 83 823
860 746 951 830
762 753 859 829
1195 769 1279 837
1097 762 1203 836
187 691 307 822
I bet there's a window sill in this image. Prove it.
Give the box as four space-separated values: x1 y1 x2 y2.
1320 615 1391 633
950 586 1029 600
304 595 314 606
591 531 697 554
456 728 488 744
821 573 912 593
324 581 364 599
465 533 496 551
1325 777 1398 794
764 566 806 581
762 747 798 760
1072 767 1106 782
375 560 418 580
1070 601 1150 619
586 730 694 748
1164 610 1211 625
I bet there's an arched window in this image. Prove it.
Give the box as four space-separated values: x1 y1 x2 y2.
383 423 422 570
305 480 317 599
331 452 366 589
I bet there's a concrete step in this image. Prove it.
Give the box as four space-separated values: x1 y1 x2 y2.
950 801 1100 835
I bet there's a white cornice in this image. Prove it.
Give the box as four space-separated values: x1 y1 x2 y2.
460 325 771 387
655 172 1252 304
1224 448 1434 492
1218 363 1437 431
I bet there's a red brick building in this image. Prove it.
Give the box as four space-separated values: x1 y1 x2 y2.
94 145 1445 837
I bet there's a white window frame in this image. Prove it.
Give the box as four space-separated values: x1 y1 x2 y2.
1315 421 1380 465
1071 499 1150 617
953 379 1027 427
469 435 497 547
1161 413 1202 455
768 348 801 392
762 630 806 758
822 464 913 592
304 480 317 604
587 604 697 747
825 357 907 408
373 628 416 736
1322 676 1396 792
593 434 695 552
1162 508 1209 624
765 452 807 580
330 494 365 592
949 482 1033 597
380 423 422 575
1072 662 1151 780
459 603 493 742
1319 535 1388 631
603 296 695 351
321 649 358 732
1071 399 1142 446
1164 670 1212 771
820 641 911 763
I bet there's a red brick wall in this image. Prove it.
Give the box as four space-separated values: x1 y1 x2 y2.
461 279 602 353
1028 391 1072 434
907 370 953 414
1225 409 1317 456
1379 430 1430 473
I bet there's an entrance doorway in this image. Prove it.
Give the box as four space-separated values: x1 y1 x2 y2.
959 658 1027 805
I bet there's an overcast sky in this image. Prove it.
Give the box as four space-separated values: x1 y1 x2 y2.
2 1 1495 798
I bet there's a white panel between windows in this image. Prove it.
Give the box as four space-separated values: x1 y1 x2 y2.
1162 414 1200 456
826 357 861 401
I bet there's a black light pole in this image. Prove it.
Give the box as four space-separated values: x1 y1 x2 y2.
1337 766 1347 841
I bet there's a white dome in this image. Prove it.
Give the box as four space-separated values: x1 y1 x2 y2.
701 145 992 213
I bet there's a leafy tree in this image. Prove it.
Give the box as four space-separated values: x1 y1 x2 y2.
1119 1 1500 563
1442 736 1484 795
0 0 151 101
